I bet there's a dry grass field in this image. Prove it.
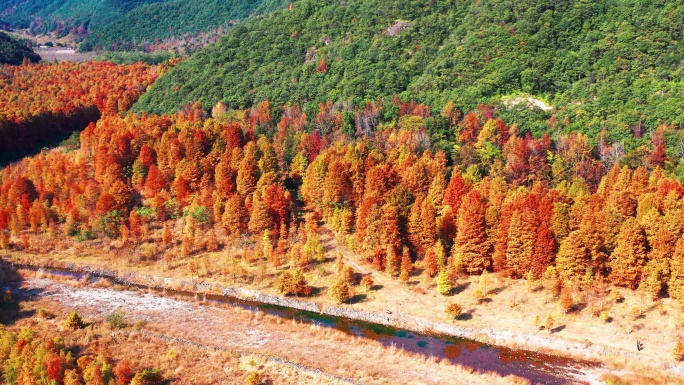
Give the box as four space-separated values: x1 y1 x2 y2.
34 47 97 62
3 311 351 385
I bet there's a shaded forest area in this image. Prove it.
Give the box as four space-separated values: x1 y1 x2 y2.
80 0 288 54
0 0 167 36
0 32 40 66
0 61 170 164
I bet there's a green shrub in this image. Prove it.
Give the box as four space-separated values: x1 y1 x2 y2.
436 269 451 295
105 309 127 329
130 368 163 385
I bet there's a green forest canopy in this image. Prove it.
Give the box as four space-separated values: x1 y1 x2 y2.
133 0 684 144
80 0 288 52
0 0 168 36
0 31 40 65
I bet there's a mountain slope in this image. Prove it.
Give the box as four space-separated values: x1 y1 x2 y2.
0 31 40 64
133 0 467 114
134 0 684 138
0 0 168 36
81 0 288 52
408 0 684 138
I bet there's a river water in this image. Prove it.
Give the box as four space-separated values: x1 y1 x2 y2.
255 305 594 384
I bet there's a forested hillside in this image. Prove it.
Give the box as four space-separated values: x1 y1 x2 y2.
134 0 684 144
81 0 288 53
0 31 40 65
1 0 287 53
0 0 167 37
133 0 465 115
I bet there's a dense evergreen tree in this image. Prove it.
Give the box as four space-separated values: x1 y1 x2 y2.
453 191 491 274
0 32 40 65
609 218 647 289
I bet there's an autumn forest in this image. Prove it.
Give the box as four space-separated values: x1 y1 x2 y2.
2 1 684 384
2 82 684 296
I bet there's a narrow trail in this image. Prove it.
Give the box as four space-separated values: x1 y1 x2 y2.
319 229 371 275
319 228 407 316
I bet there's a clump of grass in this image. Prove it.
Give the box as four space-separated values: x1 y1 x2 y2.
37 308 51 319
673 340 684 362
445 303 462 319
130 368 163 385
599 310 612 323
105 309 127 329
91 278 112 288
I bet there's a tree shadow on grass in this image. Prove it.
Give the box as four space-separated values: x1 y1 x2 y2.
487 287 505 295
0 302 37 325
319 256 336 264
348 294 367 304
456 313 473 321
453 282 470 295
643 302 660 315
570 302 587 313
0 264 43 326
307 286 324 296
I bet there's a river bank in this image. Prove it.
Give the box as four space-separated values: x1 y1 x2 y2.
0 257 624 384
3 270 534 385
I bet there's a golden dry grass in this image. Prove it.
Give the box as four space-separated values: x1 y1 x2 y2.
600 370 684 385
5 314 348 385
